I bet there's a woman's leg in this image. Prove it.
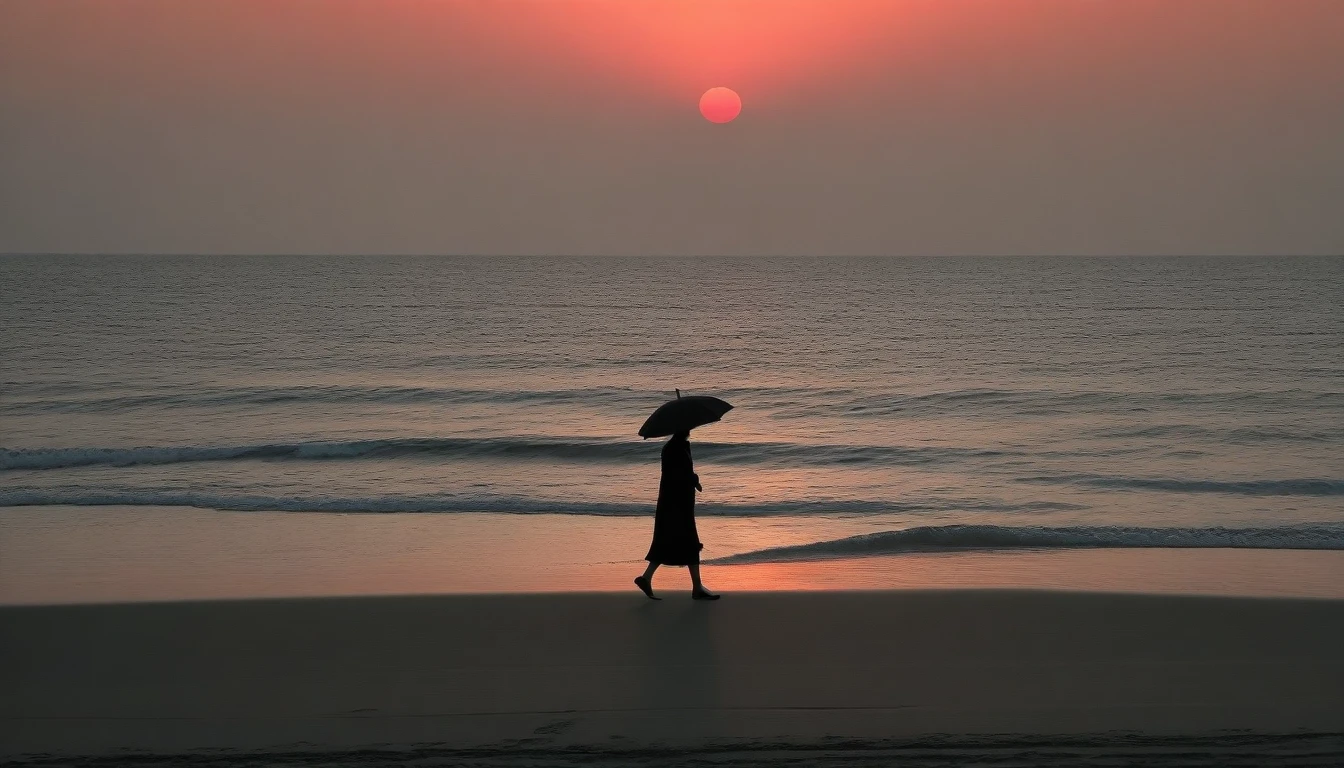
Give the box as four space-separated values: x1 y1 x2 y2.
635 562 661 599
688 564 717 597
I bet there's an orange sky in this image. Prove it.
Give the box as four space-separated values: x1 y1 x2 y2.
2 0 1342 255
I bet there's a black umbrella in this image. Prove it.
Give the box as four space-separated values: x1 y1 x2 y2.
639 389 733 439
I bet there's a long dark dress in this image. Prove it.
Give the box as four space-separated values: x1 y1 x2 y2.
644 435 703 566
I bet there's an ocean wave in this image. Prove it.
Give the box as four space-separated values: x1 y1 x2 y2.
1088 423 1336 444
0 438 642 470
0 384 857 413
7 384 1339 425
711 524 1344 563
783 388 1343 419
1018 474 1344 496
0 438 1007 471
0 385 656 412
0 489 1067 516
0 489 650 515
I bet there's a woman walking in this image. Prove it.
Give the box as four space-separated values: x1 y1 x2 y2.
635 429 719 600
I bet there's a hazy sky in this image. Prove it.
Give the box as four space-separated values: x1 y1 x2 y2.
2 0 1342 256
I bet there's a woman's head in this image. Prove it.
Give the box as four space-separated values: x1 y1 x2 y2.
672 430 690 441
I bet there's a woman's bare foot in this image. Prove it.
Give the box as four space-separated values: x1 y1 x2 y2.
691 587 720 600
634 576 660 600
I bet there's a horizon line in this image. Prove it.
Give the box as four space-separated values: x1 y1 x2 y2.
3 252 1342 259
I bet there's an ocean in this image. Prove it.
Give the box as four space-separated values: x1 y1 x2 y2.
2 255 1342 598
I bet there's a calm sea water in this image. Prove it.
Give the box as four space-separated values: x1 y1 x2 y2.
2 255 1341 562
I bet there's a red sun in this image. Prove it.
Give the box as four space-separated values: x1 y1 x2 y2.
699 87 742 123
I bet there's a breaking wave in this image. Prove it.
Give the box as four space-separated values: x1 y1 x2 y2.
0 489 1080 516
0 438 1009 471
711 524 1344 563
1018 474 1344 496
0 384 852 413
0 489 652 515
6 384 1338 425
781 388 1343 420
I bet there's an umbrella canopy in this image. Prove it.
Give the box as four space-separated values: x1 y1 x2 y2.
638 390 733 439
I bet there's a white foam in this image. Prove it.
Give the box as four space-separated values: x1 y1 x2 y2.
712 524 1344 563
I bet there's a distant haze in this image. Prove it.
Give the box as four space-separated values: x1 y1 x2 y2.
2 0 1342 256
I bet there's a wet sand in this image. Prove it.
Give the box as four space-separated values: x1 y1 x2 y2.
2 591 1341 763
5 506 1344 604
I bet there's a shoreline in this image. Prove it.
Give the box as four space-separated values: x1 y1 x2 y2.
4 505 1343 604
4 590 1341 761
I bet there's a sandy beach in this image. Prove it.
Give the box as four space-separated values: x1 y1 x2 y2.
3 590 1340 764
6 0 1344 763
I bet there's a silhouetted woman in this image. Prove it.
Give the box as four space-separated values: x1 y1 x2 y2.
635 430 719 600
